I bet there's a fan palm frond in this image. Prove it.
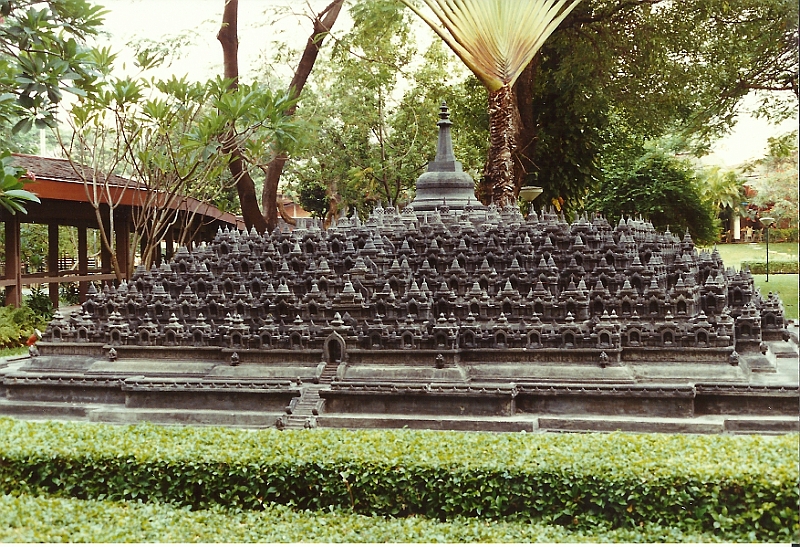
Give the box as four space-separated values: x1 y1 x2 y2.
400 0 582 91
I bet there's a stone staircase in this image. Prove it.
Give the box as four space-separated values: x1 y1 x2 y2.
281 361 339 430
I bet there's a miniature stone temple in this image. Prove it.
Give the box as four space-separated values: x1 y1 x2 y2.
2 103 797 432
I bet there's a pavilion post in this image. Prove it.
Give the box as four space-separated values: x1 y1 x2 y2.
101 211 112 278
78 223 88 302
3 216 22 307
48 223 59 308
114 209 130 280
165 227 174 263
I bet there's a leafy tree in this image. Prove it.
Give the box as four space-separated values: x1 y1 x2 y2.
744 130 799 232
587 147 718 245
514 0 798 212
285 1 489 222
287 0 418 221
216 0 345 232
697 165 747 234
57 61 295 278
260 0 345 232
0 0 106 212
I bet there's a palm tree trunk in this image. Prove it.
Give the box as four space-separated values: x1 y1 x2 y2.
512 58 539 195
481 84 520 207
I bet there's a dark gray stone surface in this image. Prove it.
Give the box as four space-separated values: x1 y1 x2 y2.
409 102 482 213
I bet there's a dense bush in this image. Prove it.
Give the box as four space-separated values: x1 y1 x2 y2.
587 150 718 245
0 492 750 543
59 282 80 306
0 305 47 349
741 261 799 274
769 227 799 243
0 419 797 541
24 286 53 320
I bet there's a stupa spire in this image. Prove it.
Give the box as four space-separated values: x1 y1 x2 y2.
429 101 457 171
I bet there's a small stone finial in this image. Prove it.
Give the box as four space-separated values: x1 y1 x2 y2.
438 100 450 121
108 347 117 362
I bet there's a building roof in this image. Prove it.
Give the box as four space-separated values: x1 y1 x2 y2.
9 153 244 229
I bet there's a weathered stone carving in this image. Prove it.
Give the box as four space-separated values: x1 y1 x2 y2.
43 206 785 359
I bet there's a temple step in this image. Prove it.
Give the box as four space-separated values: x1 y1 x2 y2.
283 384 325 429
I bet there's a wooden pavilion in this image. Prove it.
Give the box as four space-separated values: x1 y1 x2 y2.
1 154 244 308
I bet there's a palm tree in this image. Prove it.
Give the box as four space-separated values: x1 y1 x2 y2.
398 0 581 206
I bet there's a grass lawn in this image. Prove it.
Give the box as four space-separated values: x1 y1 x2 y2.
704 242 799 268
0 346 28 358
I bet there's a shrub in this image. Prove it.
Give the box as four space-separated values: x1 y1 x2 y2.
24 286 53 320
0 305 47 349
0 492 754 543
768 227 799 243
587 150 718 245
741 261 799 275
59 282 80 306
0 419 797 541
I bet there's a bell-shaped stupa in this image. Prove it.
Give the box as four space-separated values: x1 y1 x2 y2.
409 101 481 212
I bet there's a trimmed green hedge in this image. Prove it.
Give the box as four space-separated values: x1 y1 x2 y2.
741 261 799 274
0 419 797 541
0 493 749 543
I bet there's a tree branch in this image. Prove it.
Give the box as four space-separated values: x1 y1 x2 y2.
261 0 344 232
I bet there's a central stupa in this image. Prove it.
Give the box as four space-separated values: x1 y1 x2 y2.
409 102 482 212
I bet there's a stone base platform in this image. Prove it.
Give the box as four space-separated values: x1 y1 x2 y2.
0 398 797 435
1 336 797 434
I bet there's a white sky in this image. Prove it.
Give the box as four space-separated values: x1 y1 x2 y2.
94 0 798 169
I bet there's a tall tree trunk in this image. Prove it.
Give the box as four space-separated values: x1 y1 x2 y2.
512 58 539 198
218 0 268 233
262 0 344 232
481 84 520 207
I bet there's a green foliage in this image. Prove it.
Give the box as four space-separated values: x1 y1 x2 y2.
504 0 796 210
24 286 52 320
287 0 797 215
743 130 799 231
0 150 39 214
58 69 296 273
0 346 28 358
698 166 748 221
59 283 80 306
0 0 106 131
0 492 743 543
0 419 796 541
0 305 46 349
288 0 420 215
288 1 487 218
741 262 799 275
587 148 718 244
769 227 799 243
